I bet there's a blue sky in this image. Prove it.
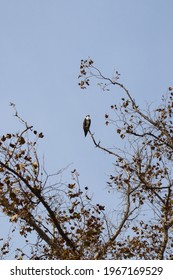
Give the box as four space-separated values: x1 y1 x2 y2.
0 0 173 257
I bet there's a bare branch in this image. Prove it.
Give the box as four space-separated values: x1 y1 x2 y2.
94 181 131 259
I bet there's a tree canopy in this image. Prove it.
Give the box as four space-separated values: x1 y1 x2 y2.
0 59 173 259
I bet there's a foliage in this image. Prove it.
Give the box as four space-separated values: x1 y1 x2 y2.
0 105 105 259
0 60 173 259
78 58 173 259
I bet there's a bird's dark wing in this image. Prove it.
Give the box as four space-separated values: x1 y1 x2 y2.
83 118 90 136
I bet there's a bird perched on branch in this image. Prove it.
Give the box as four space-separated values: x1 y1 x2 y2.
83 115 91 137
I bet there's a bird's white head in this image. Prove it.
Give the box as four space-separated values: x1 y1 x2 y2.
86 115 90 119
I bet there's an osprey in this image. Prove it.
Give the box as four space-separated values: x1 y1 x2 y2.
83 115 91 137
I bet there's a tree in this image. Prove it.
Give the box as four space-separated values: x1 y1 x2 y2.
78 58 173 259
0 59 173 260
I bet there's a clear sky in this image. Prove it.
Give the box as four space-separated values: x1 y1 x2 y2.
0 0 173 257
